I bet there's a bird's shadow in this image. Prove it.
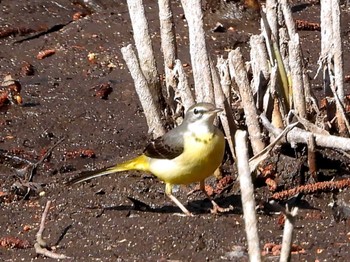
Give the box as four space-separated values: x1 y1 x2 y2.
103 194 242 215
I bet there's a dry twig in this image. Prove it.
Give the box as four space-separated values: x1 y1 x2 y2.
261 114 350 151
35 200 70 259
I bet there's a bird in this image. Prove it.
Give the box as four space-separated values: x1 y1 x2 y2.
66 102 227 216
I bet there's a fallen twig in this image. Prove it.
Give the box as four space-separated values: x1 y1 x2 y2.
19 137 65 200
27 137 65 182
34 200 70 259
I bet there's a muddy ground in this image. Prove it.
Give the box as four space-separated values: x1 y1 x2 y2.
1 0 350 261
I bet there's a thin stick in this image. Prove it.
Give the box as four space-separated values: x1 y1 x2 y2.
261 114 350 151
307 134 317 180
36 200 51 247
249 121 299 172
235 130 261 262
35 200 70 259
28 137 65 182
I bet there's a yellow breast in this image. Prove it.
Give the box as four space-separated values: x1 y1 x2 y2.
149 128 225 185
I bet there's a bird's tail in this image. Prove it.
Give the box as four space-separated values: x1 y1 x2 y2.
65 155 149 185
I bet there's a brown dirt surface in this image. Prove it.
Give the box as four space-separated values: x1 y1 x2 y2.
1 0 350 261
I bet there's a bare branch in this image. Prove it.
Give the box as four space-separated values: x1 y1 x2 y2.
180 0 214 103
172 60 195 112
235 130 261 262
121 45 165 137
229 49 265 155
261 114 350 151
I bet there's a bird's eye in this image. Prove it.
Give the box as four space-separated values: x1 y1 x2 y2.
194 108 199 114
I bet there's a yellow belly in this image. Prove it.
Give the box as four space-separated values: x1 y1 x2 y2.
148 129 225 185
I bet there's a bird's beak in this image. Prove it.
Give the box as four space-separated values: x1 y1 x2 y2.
213 107 223 114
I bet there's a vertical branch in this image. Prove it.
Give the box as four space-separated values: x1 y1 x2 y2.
288 34 306 118
127 0 163 106
121 45 165 137
158 0 177 69
265 0 279 44
279 207 298 262
331 0 344 102
180 0 214 103
217 56 232 105
320 0 332 97
250 34 270 111
158 0 178 111
172 59 195 112
279 0 296 37
235 130 261 262
211 58 237 160
332 0 346 133
320 0 346 133
229 49 265 155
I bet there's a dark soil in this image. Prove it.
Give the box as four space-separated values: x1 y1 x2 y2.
1 0 350 261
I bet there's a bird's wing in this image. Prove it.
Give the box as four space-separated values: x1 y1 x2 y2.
143 129 184 159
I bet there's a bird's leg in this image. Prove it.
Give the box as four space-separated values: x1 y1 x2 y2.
200 180 231 214
165 183 193 216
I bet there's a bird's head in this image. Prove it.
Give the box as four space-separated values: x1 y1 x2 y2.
184 103 222 132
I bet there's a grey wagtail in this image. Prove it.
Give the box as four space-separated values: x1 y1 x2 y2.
67 102 226 216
